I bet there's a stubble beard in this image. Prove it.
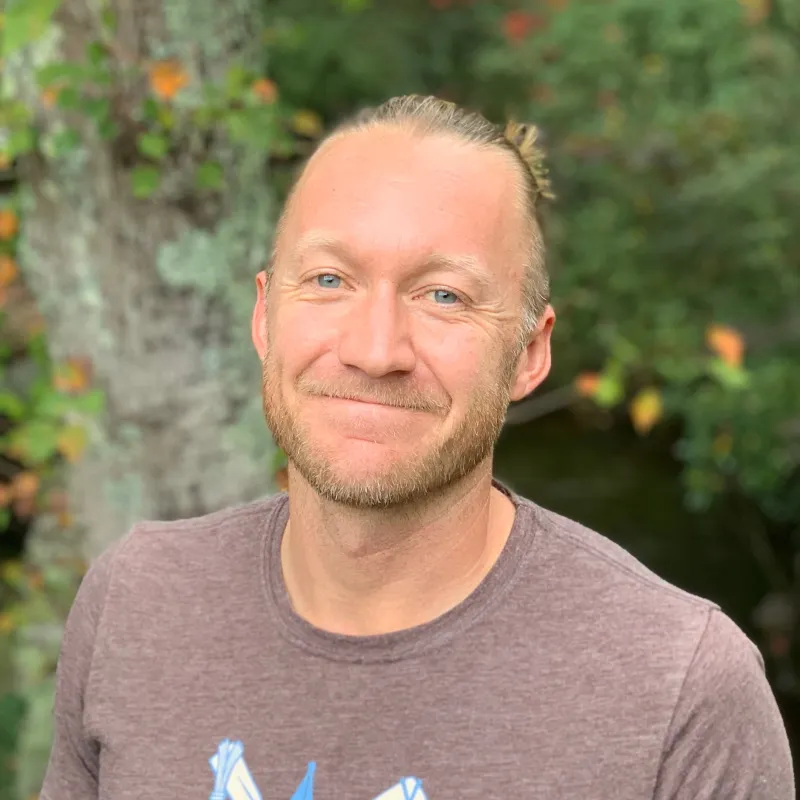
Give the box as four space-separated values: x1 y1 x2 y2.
261 346 518 510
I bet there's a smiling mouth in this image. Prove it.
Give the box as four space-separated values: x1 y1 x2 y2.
323 396 418 411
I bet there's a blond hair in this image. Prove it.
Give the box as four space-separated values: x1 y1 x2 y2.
276 95 554 342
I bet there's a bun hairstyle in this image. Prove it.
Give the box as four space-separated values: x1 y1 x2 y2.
503 121 555 205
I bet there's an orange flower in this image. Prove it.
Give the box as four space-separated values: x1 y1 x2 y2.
739 0 770 26
252 78 278 103
706 324 744 367
574 372 601 398
41 86 61 108
148 60 189 100
11 471 40 500
502 11 544 43
629 388 663 435
0 209 19 240
53 357 93 394
0 255 17 287
57 425 89 463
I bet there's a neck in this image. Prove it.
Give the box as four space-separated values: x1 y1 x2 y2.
279 463 517 636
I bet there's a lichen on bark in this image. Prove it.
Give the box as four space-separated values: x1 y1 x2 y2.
7 0 281 793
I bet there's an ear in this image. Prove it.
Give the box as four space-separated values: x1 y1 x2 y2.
251 270 269 360
508 304 555 402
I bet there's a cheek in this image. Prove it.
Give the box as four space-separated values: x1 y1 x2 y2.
270 304 335 370
420 330 489 399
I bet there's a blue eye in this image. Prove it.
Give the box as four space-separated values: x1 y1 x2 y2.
316 274 341 289
432 289 459 305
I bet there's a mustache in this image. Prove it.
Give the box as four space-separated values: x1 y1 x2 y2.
296 375 449 414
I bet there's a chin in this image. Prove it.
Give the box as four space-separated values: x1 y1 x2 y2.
323 439 417 477
292 443 441 508
306 473 432 510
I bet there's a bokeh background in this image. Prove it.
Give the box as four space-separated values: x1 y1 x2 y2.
1 0 799 795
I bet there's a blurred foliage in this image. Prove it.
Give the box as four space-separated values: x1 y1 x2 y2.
475 0 800 522
1 0 800 793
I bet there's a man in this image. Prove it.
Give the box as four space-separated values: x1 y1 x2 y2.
41 95 793 799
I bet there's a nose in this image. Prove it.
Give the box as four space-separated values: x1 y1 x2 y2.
337 284 416 378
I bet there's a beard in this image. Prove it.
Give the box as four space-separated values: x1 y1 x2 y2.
261 343 519 510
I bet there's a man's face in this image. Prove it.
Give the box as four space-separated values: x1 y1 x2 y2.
253 127 553 508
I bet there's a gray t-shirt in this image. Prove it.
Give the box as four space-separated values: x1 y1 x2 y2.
41 482 794 799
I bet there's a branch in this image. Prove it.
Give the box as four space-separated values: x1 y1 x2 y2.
503 384 578 426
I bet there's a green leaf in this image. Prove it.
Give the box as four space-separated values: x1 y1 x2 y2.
55 87 81 111
8 420 60 465
0 509 11 532
594 370 624 408
82 97 111 122
708 359 750 390
34 391 72 419
8 127 35 157
85 40 107 67
1 0 64 57
192 105 218 129
71 389 105 415
100 8 117 31
136 132 169 161
194 161 224 191
130 166 161 198
225 65 250 98
97 118 120 140
45 127 81 158
271 448 288 472
36 62 90 88
0 391 25 420
140 98 160 123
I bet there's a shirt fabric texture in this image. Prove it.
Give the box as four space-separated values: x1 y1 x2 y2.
40 481 795 799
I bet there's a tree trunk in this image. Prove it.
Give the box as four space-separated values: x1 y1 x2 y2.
6 1 277 793
15 0 278 560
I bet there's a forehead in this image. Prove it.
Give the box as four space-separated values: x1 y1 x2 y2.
280 127 525 276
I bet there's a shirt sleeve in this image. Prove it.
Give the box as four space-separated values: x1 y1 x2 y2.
39 539 122 800
653 608 795 799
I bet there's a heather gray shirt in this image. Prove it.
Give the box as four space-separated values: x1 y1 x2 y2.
41 483 794 799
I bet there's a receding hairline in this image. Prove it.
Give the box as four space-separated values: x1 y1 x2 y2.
271 121 539 268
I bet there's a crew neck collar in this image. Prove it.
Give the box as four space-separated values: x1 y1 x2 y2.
260 479 541 664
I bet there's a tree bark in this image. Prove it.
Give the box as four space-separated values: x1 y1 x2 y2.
14 0 278 561
6 2 277 792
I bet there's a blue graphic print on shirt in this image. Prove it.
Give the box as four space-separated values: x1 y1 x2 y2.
208 738 427 800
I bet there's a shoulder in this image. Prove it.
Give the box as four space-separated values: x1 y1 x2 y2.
79 493 288 609
518 495 719 617
511 494 793 794
510 492 724 684
652 608 794 796
102 493 285 567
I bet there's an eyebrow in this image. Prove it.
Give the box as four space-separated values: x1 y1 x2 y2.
289 231 495 295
